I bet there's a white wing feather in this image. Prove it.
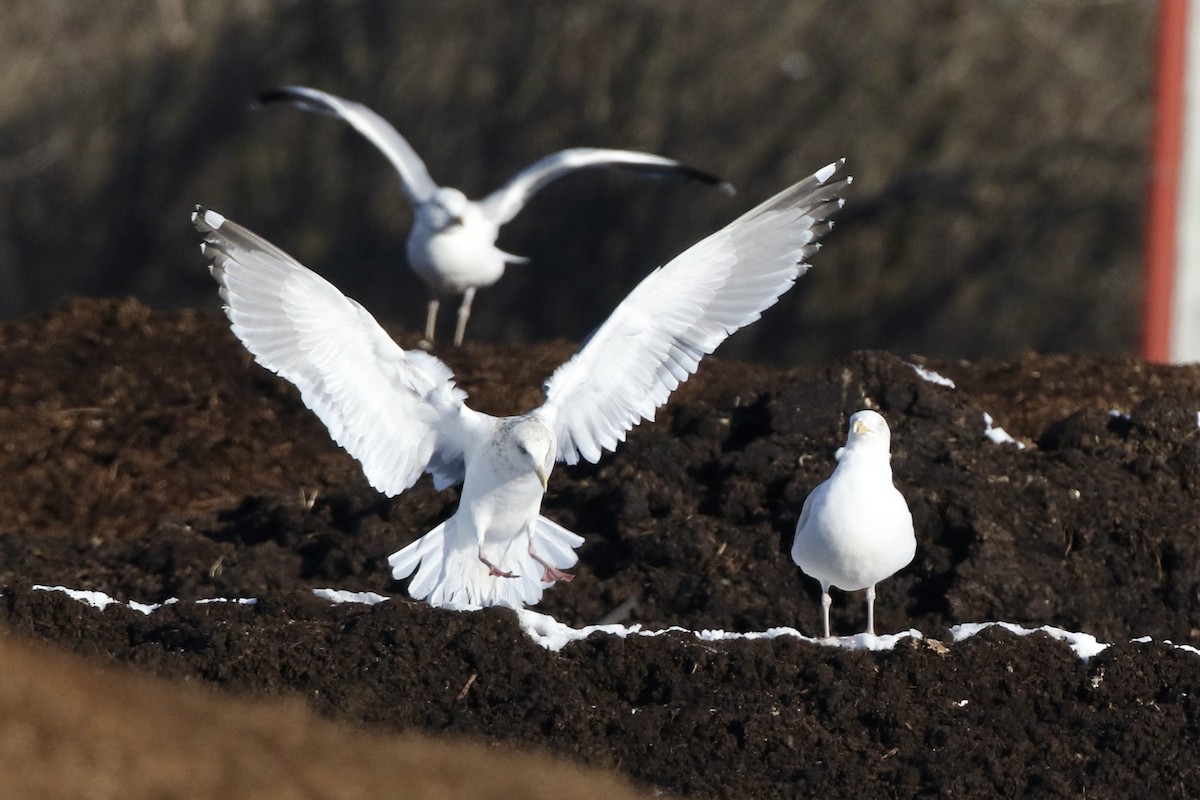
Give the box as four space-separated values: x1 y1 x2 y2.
477 147 733 227
193 207 481 495
257 86 439 206
540 161 849 465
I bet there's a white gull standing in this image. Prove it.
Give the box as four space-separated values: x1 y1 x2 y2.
791 410 916 638
256 85 734 346
194 161 849 611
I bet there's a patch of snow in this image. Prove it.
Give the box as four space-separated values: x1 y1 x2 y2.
515 609 922 653
1109 409 1131 421
1159 639 1200 657
194 597 258 606
982 412 1026 449
909 364 956 389
515 609 656 651
949 621 1107 659
128 598 179 615
313 588 390 606
32 585 179 616
33 585 121 611
1173 641 1200 656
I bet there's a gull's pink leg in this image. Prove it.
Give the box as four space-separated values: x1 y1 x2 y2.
527 536 574 583
477 545 517 579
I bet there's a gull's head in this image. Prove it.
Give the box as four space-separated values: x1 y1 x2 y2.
840 409 892 457
498 416 557 490
427 187 471 231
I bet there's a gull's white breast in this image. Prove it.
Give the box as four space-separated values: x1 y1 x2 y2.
455 429 549 563
791 455 915 591
407 219 506 295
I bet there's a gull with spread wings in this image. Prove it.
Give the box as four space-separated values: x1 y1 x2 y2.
195 161 849 610
257 85 734 346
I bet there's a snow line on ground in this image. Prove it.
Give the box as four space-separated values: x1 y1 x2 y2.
23 584 1200 659
513 609 921 652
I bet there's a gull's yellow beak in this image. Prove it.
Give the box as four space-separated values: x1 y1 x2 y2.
536 464 550 492
853 419 870 435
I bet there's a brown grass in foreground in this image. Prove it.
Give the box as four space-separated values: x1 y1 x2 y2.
0 631 656 800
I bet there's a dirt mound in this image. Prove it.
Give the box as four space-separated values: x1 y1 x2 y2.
1 299 1198 798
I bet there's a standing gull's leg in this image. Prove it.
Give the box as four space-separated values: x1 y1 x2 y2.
454 286 477 347
865 584 877 636
424 297 440 344
820 582 832 639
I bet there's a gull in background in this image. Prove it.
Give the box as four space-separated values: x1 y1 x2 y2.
257 85 735 346
791 410 916 638
195 161 848 611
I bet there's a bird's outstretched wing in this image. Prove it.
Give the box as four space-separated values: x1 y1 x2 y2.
540 161 849 465
477 147 734 227
257 85 439 206
193 207 482 493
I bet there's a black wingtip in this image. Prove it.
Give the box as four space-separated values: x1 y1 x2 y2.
253 86 303 112
634 163 737 195
252 86 339 117
255 86 297 107
676 165 736 194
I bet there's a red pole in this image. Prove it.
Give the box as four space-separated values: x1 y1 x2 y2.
1144 0 1189 362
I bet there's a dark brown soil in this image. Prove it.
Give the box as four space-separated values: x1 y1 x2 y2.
1 298 1199 798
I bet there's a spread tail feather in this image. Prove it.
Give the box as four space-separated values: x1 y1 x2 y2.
387 515 583 610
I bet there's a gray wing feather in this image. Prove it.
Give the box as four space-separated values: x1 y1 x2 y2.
540 161 849 465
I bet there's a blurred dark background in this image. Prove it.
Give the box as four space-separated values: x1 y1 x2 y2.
0 0 1153 364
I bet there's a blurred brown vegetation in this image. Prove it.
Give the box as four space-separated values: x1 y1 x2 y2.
0 0 1152 362
0 632 657 800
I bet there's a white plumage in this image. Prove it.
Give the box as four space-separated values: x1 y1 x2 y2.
195 161 849 610
257 85 734 346
791 410 916 638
